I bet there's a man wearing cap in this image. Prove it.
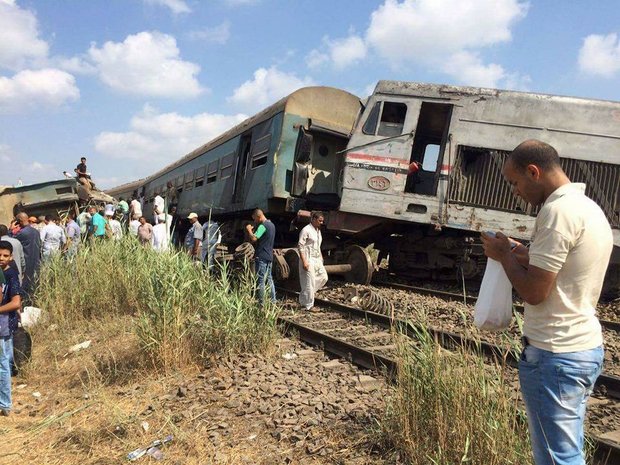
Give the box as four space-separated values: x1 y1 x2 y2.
185 213 203 259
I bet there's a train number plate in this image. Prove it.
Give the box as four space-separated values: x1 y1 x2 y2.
367 175 390 191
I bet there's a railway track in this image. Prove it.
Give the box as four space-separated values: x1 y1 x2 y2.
276 288 620 464
372 280 620 332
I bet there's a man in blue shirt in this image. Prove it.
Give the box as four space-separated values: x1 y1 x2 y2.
245 209 276 304
90 207 107 239
0 241 21 416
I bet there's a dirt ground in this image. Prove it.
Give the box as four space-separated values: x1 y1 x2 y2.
1 317 398 465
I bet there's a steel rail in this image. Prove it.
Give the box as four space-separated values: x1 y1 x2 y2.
278 288 620 400
372 280 620 333
276 294 620 464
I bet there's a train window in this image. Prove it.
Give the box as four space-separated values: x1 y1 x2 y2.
175 175 183 193
251 134 271 169
207 160 219 184
362 102 381 135
378 102 407 137
220 152 234 179
195 166 206 187
184 172 194 191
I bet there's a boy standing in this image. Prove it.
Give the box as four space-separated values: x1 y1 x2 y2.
0 241 22 416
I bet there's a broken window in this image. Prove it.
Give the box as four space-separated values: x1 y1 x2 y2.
251 134 271 169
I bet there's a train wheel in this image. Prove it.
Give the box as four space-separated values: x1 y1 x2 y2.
343 245 374 285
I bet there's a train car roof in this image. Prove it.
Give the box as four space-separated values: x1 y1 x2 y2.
142 86 361 185
105 178 146 197
374 80 620 106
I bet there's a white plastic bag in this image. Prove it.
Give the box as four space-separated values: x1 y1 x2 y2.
474 258 513 331
20 306 42 328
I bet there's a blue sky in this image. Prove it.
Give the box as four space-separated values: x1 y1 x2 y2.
1 0 619 189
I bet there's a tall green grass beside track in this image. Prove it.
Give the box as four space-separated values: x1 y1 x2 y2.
381 327 533 465
35 237 278 371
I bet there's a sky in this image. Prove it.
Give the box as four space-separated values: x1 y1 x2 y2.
1 0 620 189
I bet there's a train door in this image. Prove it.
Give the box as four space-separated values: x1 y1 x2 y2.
232 133 252 203
405 102 453 195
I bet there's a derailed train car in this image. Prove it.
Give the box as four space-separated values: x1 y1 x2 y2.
109 81 620 294
0 178 114 224
332 81 619 293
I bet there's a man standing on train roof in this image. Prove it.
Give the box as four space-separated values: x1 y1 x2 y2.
245 208 276 304
185 213 203 259
481 139 613 465
12 212 41 303
298 211 328 311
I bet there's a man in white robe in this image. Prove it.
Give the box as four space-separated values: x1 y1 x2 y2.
298 211 328 310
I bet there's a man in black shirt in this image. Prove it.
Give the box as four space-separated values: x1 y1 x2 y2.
75 156 92 196
246 208 276 304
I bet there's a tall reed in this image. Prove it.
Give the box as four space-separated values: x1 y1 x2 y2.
382 326 532 465
35 237 278 370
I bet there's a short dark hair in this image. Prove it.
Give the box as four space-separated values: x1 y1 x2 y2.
81 157 86 161
0 224 7 236
311 211 324 221
0 240 13 254
45 215 53 222
509 139 561 171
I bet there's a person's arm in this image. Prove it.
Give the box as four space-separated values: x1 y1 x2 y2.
481 232 556 305
245 223 257 243
298 228 310 271
0 294 21 313
247 223 266 244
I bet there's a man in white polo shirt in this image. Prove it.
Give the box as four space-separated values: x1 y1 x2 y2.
482 140 613 465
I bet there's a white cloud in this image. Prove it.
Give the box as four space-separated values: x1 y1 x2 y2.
88 31 205 98
578 33 620 78
0 68 80 113
228 67 315 112
305 49 329 69
143 0 191 14
54 56 98 75
366 0 528 65
441 51 506 88
0 0 49 71
330 35 367 69
307 33 367 70
94 105 247 165
187 21 231 44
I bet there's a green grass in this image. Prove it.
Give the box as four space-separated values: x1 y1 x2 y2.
35 237 279 371
381 326 533 465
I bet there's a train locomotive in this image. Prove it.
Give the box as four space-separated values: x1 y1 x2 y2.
108 81 620 295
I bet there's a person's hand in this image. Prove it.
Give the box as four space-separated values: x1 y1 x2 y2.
245 224 254 234
481 231 512 261
303 261 310 271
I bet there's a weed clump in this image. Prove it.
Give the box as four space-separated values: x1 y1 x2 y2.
381 328 532 465
35 237 278 371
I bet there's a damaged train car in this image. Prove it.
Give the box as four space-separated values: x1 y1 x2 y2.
331 81 619 294
0 178 114 224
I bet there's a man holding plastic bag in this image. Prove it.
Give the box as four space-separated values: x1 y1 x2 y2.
481 140 613 465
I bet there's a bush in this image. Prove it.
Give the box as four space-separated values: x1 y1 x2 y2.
35 237 278 371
